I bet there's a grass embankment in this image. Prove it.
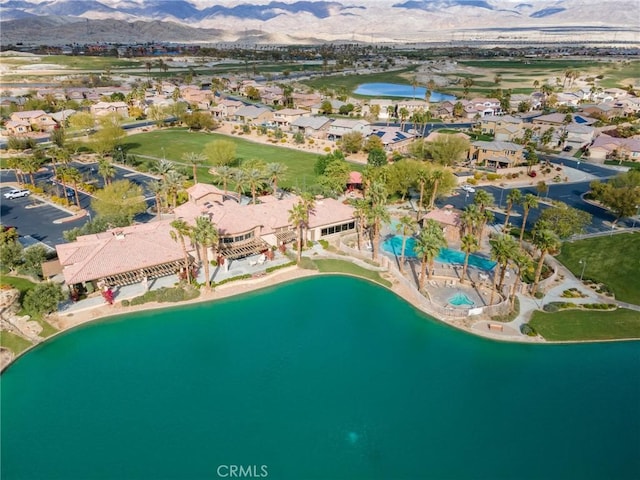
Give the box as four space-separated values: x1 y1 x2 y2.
1 331 32 354
556 233 640 305
302 67 418 98
313 259 392 287
123 128 364 188
529 308 640 341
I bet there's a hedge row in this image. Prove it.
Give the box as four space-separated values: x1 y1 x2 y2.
122 286 200 306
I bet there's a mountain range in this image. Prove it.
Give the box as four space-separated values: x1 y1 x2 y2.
1 0 638 45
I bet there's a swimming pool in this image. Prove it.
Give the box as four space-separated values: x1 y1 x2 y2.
381 235 497 271
354 83 456 102
448 292 475 307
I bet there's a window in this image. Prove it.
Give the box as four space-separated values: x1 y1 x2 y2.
320 221 355 237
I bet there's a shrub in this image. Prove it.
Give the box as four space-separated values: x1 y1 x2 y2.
473 172 483 180
265 261 296 273
520 323 537 336
212 274 252 287
121 299 130 307
318 239 329 249
128 286 199 306
486 173 501 181
534 291 544 299
467 178 478 185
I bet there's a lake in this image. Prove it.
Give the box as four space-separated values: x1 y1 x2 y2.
354 83 456 102
1 276 638 479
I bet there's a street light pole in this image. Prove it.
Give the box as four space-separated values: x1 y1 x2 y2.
579 259 586 281
499 188 504 209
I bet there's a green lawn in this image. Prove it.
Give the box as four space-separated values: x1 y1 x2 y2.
313 259 392 287
556 233 640 305
0 331 32 355
529 308 640 341
604 160 640 170
0 276 58 337
124 128 362 188
302 67 417 96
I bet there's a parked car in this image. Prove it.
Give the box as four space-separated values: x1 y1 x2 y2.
3 188 30 199
461 184 476 193
563 146 573 152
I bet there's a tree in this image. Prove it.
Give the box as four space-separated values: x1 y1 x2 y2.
153 158 175 180
245 168 266 204
453 101 465 118
163 170 186 209
204 140 237 167
23 282 65 318
489 234 519 304
170 219 193 283
182 152 207 184
363 134 384 153
351 198 369 251
414 219 446 290
536 181 549 199
540 127 555 147
428 169 445 210
0 232 23 273
265 163 287 196
474 189 494 213
414 166 430 220
519 194 539 245
589 171 640 224
320 100 333 115
531 227 560 295
340 131 363 154
22 244 48 278
182 111 216 131
92 113 125 155
214 166 235 196
98 158 117 186
288 202 307 263
50 127 66 148
538 202 592 239
365 181 389 261
91 180 146 225
190 216 219 290
68 111 95 135
148 180 165 219
319 160 350 197
60 166 82 208
395 215 417 273
20 155 43 186
367 148 387 167
460 233 479 284
503 189 523 230
424 134 470 166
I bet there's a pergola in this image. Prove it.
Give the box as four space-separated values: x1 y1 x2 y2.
100 259 190 287
218 237 271 260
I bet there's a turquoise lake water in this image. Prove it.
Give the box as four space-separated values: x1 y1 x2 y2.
354 83 456 102
381 235 497 271
1 276 639 480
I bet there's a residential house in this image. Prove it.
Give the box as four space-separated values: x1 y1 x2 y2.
311 99 346 115
580 103 623 120
273 108 309 128
369 126 416 152
468 140 524 168
289 116 332 139
291 92 322 110
479 115 523 142
9 110 57 132
233 105 274 125
327 119 372 140
564 124 596 150
589 134 640 162
533 112 596 127
90 101 129 118
210 98 244 119
468 98 502 117
4 120 31 135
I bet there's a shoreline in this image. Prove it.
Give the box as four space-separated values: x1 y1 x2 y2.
4 264 639 373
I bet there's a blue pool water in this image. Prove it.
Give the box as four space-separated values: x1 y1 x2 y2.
354 83 456 102
381 235 497 271
448 292 475 307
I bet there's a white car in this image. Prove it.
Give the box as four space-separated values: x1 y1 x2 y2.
461 184 476 193
3 188 30 199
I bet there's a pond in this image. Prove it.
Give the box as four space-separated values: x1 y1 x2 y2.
1 276 638 479
354 83 456 102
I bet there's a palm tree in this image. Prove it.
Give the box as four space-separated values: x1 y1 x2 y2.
460 233 479 284
190 216 219 290
163 170 185 209
245 168 266 204
233 168 249 198
98 158 116 186
386 105 395 126
153 158 175 180
410 75 418 99
459 204 481 237
288 202 307 263
20 155 42 186
148 180 165 219
64 166 82 208
478 209 495 245
473 189 494 213
503 189 522 231
530 227 560 296
182 152 206 184
214 166 235 197
352 198 369 251
414 219 446 290
265 162 287 196
489 234 519 304
170 219 193 283
55 165 71 205
395 215 417 273
366 204 390 261
398 107 409 131
415 166 430 220
519 194 539 245
428 169 444 210
510 249 532 311
6 157 25 185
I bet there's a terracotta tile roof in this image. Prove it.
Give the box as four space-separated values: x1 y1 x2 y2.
56 221 188 285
